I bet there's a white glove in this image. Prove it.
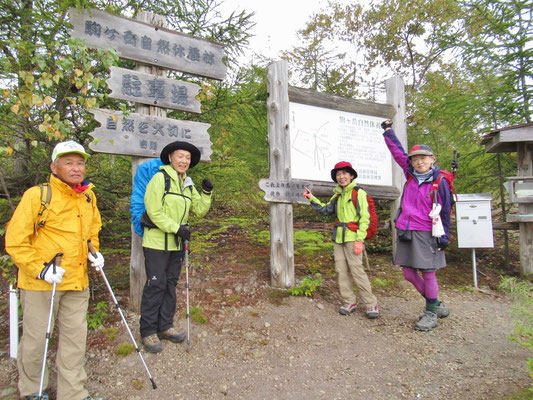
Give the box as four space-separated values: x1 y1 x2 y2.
88 251 105 270
429 203 445 237
39 264 66 284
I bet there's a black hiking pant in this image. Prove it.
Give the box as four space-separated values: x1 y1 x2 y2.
140 247 184 338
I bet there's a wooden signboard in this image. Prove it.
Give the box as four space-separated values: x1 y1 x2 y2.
88 108 212 159
69 8 226 80
108 66 201 113
259 179 313 205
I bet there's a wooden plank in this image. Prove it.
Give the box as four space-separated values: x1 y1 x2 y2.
484 135 519 153
129 11 168 312
88 108 212 160
308 181 400 200
108 66 201 113
288 86 396 118
259 179 313 205
267 61 294 288
69 8 226 80
517 143 533 276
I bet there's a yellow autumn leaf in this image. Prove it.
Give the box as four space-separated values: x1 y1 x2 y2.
74 69 83 77
10 104 19 114
111 114 119 122
44 96 53 106
6 147 13 155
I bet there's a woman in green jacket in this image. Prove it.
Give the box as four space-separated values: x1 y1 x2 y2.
140 141 213 353
304 161 379 319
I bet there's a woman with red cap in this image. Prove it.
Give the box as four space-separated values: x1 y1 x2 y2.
381 120 451 331
303 162 379 319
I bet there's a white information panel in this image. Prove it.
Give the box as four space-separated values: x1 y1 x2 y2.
289 102 393 186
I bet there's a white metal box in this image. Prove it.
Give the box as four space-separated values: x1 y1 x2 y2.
456 193 494 248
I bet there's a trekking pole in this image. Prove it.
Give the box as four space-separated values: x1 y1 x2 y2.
38 253 63 400
184 240 191 347
87 241 157 390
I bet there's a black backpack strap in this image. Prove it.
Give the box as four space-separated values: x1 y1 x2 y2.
161 169 172 195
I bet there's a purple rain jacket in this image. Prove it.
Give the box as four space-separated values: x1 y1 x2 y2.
383 129 452 243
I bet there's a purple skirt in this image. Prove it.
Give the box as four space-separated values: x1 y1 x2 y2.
394 230 446 271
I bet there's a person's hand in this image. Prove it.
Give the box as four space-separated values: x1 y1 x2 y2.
202 178 213 193
303 187 312 200
88 251 105 270
381 119 393 131
353 241 365 256
438 241 448 251
176 224 191 242
38 262 66 284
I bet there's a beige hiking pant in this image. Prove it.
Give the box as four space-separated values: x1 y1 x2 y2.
18 289 90 400
334 242 377 308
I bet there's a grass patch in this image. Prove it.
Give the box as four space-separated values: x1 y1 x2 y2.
190 306 208 324
116 343 135 356
102 327 118 341
372 277 396 289
132 379 144 390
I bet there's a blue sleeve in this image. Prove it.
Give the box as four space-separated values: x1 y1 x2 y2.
130 159 163 236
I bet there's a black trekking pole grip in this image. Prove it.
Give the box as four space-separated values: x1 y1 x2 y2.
52 253 63 274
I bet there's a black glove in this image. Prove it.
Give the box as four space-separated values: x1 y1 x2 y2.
202 178 213 193
438 241 448 251
176 224 191 242
381 120 393 130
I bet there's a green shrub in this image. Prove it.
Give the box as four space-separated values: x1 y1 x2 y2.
290 273 324 297
499 276 533 392
86 301 108 330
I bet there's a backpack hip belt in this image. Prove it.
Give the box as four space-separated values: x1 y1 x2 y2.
332 221 359 242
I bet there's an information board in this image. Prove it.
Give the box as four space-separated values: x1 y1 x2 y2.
289 102 393 186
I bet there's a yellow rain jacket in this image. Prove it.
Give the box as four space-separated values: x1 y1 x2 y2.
6 174 102 291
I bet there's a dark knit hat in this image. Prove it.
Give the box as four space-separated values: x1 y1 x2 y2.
330 161 357 182
160 141 201 167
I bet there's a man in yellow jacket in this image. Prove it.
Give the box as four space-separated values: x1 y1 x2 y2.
6 141 104 400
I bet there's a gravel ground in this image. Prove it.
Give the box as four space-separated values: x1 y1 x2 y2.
1 285 530 399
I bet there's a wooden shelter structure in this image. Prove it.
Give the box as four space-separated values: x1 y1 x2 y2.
481 122 533 276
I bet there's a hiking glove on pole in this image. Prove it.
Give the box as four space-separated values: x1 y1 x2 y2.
38 257 65 284
176 224 191 246
201 178 213 194
88 251 105 270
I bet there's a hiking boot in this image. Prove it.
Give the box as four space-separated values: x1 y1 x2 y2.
339 303 356 315
366 305 379 319
158 327 186 343
142 333 162 353
419 301 450 320
24 391 48 400
435 301 449 318
415 310 438 331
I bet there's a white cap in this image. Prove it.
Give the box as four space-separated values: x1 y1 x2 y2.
51 141 90 162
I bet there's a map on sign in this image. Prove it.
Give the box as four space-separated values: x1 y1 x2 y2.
289 102 393 186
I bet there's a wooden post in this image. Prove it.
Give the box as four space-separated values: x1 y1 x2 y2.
266 60 294 288
385 76 407 255
517 142 533 276
129 11 167 312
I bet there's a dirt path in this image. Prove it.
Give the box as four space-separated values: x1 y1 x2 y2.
1 284 529 399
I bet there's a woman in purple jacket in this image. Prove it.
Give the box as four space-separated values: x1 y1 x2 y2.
382 120 451 331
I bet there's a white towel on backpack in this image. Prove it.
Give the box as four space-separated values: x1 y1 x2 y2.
429 203 445 237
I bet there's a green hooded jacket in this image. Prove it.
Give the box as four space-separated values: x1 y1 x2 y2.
142 164 211 251
308 180 370 243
